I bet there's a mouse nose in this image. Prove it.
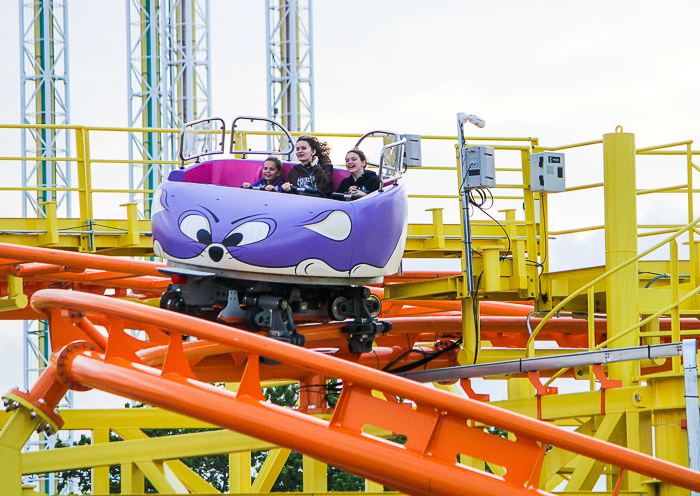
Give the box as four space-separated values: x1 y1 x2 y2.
209 246 224 262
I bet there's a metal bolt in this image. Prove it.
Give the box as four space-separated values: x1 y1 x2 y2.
70 312 76 318
83 342 88 347
58 370 64 375
66 347 72 352
577 370 583 376
634 394 641 402
61 354 66 359
62 379 67 383
91 346 96 350
79 312 84 317
58 362 63 366
29 411 37 420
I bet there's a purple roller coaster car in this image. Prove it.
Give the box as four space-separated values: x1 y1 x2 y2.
151 116 411 352
152 177 407 280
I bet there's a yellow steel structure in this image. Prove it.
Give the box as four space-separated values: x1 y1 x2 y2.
1 123 700 496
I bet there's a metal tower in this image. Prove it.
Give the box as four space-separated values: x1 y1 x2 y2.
19 1 73 493
20 0 72 218
266 0 315 143
127 0 212 218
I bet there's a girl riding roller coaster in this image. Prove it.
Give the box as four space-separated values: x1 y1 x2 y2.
281 135 334 196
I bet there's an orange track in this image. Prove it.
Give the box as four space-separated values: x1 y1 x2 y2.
3 244 700 494
6 288 698 496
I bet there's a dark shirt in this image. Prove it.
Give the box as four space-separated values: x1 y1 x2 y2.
286 160 334 195
337 170 381 195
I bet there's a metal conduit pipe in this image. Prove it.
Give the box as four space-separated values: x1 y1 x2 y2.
526 310 607 336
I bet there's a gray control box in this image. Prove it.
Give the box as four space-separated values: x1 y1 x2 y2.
401 134 422 167
461 146 495 188
530 152 565 192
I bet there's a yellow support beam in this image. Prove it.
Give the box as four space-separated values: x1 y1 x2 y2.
603 131 640 386
250 448 292 493
121 462 145 495
115 428 220 494
21 429 275 475
384 275 462 300
423 208 446 250
0 408 217 431
0 275 28 313
119 203 141 247
91 428 111 495
566 413 626 491
37 201 59 246
229 452 252 494
134 460 179 494
303 455 327 493
0 407 44 496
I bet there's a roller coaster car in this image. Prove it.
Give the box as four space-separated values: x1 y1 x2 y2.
151 117 410 353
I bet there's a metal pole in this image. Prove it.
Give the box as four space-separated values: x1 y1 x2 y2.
683 338 700 490
457 122 474 293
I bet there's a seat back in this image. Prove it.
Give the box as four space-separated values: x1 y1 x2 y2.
173 158 351 189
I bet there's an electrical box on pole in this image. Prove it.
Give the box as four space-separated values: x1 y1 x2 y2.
461 146 496 189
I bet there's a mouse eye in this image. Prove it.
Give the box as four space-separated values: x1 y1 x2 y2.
180 214 212 244
303 211 351 241
223 221 271 247
151 188 166 216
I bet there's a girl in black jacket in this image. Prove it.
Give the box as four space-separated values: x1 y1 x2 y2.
337 149 380 197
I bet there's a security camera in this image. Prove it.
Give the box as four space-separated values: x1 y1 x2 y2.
457 112 486 128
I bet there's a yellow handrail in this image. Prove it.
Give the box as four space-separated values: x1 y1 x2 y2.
526 214 700 356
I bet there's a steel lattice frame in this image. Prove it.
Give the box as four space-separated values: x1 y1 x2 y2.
127 0 211 219
19 0 71 219
19 2 73 493
266 0 315 144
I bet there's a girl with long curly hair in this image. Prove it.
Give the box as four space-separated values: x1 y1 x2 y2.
281 135 334 196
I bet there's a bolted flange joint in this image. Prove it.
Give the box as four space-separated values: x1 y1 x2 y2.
55 341 96 392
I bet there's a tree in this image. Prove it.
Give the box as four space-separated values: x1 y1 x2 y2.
54 434 92 495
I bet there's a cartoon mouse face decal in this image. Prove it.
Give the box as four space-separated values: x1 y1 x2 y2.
151 181 407 278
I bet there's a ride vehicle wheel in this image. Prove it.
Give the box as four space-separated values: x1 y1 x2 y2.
244 306 265 333
366 294 382 318
160 291 185 313
328 296 348 321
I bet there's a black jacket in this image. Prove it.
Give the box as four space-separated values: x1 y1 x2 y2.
337 170 381 195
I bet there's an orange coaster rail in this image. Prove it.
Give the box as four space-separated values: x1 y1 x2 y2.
10 288 700 496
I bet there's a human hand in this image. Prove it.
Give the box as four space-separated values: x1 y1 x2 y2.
282 182 292 191
265 185 274 191
242 182 251 189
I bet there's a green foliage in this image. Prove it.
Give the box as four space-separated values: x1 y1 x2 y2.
54 434 92 495
328 466 364 492
264 383 299 405
486 426 508 439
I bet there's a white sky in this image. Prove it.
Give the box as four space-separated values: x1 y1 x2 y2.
0 1 699 406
